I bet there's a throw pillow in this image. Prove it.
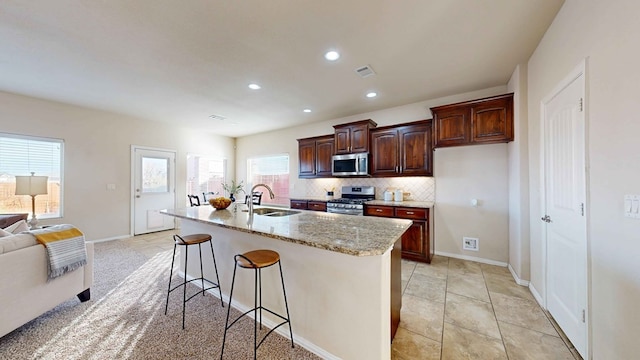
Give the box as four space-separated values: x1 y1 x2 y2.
0 228 12 237
3 220 29 234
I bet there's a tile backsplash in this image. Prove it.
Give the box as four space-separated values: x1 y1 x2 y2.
305 177 435 201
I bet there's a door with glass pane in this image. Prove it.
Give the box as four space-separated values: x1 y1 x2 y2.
132 147 176 235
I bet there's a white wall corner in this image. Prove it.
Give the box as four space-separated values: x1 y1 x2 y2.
508 263 530 286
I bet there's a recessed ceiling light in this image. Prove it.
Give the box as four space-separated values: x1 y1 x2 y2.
324 51 340 61
303 109 312 113
366 92 377 98
248 83 261 90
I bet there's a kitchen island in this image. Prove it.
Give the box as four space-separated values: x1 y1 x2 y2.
161 206 411 360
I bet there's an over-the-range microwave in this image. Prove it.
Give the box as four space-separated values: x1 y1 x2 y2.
332 152 369 176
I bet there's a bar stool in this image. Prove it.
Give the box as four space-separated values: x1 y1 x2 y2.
164 233 223 329
220 250 294 360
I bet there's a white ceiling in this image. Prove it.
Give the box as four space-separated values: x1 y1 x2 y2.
0 1 564 138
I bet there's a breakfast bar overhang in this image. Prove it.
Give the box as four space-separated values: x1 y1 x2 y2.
161 206 411 360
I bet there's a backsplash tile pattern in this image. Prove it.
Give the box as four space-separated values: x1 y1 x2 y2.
306 177 435 201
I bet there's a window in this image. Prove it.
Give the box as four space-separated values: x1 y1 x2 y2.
247 154 289 206
0 133 63 218
186 154 226 205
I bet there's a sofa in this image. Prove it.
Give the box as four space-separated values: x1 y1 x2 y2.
0 215 94 338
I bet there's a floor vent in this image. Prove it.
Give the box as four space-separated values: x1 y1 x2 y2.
355 65 376 78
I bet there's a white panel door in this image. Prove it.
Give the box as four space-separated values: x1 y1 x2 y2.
133 147 176 235
543 68 587 358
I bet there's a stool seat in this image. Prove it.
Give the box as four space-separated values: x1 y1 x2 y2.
221 249 294 359
236 249 280 268
165 233 223 329
174 233 212 245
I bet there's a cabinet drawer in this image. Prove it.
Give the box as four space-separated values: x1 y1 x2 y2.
308 201 327 212
365 205 394 217
290 200 308 209
395 207 427 220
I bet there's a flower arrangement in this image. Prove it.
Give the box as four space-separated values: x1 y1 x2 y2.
222 180 244 195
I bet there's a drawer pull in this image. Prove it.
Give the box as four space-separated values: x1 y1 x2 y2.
376 209 383 212
406 211 414 215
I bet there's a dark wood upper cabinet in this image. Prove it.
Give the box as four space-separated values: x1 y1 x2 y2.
315 136 334 177
431 93 513 148
371 120 433 177
297 134 334 178
333 119 377 154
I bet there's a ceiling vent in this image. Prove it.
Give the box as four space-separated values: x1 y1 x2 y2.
209 114 227 121
355 65 376 78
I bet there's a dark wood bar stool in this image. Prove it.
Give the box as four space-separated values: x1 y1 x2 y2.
164 233 223 329
220 249 294 360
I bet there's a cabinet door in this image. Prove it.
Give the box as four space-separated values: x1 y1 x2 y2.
298 139 316 178
334 127 351 154
290 200 308 209
432 107 470 147
315 137 334 177
350 123 370 153
308 201 327 212
399 124 432 176
371 129 399 176
471 96 513 143
401 221 428 262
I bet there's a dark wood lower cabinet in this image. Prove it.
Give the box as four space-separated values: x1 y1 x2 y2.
390 236 401 341
365 205 433 263
290 199 309 209
290 199 327 212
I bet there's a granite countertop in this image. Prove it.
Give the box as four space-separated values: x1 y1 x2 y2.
161 206 412 257
365 200 435 209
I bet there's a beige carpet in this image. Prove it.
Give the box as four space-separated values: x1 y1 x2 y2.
0 240 321 360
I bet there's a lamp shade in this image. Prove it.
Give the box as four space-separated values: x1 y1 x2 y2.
15 173 48 196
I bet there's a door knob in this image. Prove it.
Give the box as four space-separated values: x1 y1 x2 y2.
541 215 552 223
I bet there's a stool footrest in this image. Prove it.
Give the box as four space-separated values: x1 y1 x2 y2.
224 306 293 351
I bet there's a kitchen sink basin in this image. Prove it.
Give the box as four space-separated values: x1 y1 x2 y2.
262 210 300 217
243 207 300 217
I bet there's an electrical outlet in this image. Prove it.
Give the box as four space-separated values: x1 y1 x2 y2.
463 237 479 251
624 194 640 219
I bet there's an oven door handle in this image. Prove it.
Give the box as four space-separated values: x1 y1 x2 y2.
328 208 363 216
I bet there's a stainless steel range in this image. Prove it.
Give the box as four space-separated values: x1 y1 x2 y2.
326 186 375 216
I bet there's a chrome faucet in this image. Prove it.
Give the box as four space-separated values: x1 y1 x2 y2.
247 183 275 217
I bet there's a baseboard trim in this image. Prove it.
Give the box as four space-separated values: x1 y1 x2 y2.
180 272 340 360
435 251 508 267
87 235 131 243
507 264 530 286
529 283 545 308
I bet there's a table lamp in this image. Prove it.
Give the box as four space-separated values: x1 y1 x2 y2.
15 172 48 229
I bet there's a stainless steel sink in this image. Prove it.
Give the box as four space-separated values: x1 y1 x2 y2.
263 210 300 217
242 207 300 217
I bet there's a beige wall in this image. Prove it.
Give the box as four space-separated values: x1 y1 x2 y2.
507 64 531 282
237 85 512 263
0 91 235 241
527 0 640 357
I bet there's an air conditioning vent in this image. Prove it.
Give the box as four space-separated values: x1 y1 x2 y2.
355 65 376 78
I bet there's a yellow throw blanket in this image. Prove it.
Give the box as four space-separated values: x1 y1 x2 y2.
29 225 87 280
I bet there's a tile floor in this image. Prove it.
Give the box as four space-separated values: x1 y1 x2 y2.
394 256 581 360
117 231 581 360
